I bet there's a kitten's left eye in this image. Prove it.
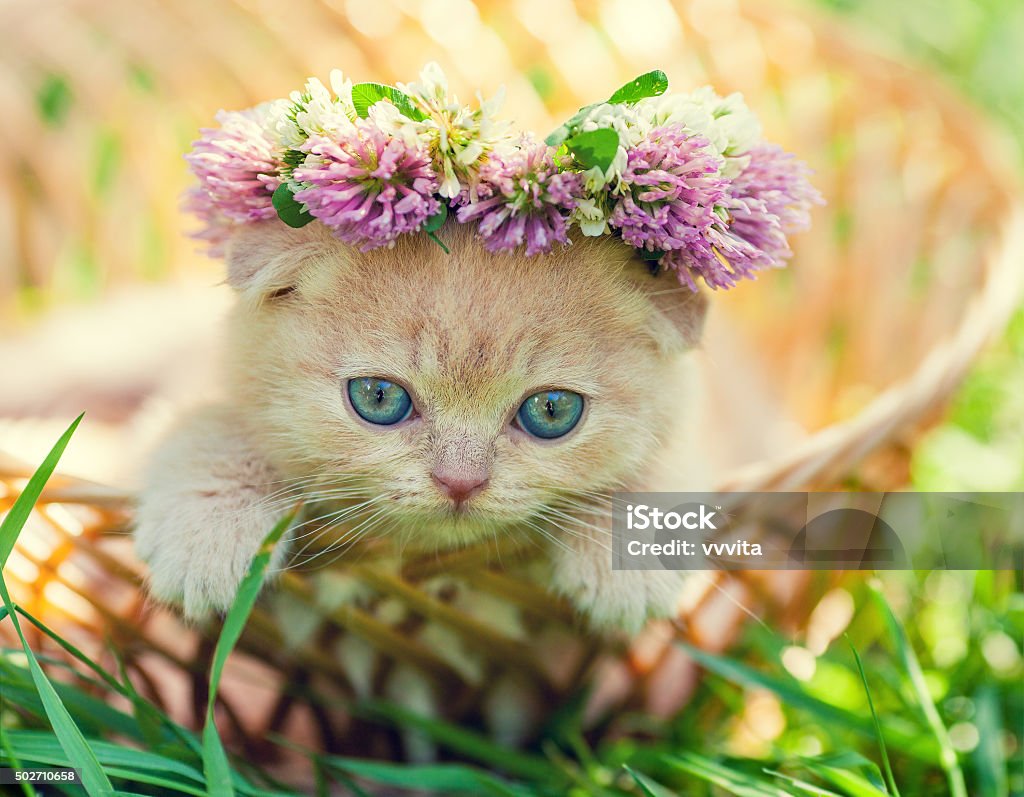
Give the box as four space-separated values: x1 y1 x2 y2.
348 378 413 425
516 390 584 439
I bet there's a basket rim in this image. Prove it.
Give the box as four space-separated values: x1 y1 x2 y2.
720 205 1024 490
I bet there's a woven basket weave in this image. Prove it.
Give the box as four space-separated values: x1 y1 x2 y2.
2 0 1023 769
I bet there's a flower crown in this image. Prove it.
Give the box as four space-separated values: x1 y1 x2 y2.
185 63 822 290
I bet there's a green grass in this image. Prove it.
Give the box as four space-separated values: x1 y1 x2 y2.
2 420 1021 795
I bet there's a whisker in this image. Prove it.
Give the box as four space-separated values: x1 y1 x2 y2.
286 497 385 559
540 505 613 537
297 508 393 571
697 573 772 633
520 518 573 555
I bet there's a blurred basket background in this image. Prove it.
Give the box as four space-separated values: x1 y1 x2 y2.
1 0 1022 776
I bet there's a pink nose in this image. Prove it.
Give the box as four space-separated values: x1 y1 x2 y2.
432 468 489 506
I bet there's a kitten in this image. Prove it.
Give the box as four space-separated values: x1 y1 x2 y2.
134 220 708 630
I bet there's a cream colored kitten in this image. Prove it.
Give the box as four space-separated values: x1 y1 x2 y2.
134 221 708 629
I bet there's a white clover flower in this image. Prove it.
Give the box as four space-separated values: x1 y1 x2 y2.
398 62 515 198
248 98 293 144
328 69 354 111
267 74 357 149
257 98 294 147
367 101 425 149
402 61 449 106
636 87 762 177
570 196 611 236
577 102 650 146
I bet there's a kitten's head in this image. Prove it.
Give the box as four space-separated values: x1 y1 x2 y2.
223 221 706 547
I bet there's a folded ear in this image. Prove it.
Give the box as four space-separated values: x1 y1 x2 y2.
628 264 709 352
646 281 709 350
224 221 336 296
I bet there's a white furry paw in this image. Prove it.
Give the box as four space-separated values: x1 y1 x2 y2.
135 493 288 619
555 560 689 633
134 406 289 620
547 510 692 632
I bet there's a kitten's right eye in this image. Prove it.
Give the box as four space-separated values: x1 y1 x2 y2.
516 390 584 439
347 378 414 425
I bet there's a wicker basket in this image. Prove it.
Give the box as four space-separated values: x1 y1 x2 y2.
2 0 1022 772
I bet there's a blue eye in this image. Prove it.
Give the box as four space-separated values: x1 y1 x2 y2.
348 378 413 425
517 390 584 439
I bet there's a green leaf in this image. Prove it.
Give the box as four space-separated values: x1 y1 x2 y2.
350 83 426 121
565 128 620 171
425 204 451 252
545 125 571 148
544 102 600 147
607 70 669 104
544 70 666 146
271 184 314 229
202 509 298 797
424 203 448 232
427 232 450 253
639 248 666 262
0 415 114 797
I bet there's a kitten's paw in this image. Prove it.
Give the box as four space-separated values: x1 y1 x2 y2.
133 406 289 620
552 547 689 633
135 497 287 620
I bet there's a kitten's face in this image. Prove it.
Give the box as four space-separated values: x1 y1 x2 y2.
225 223 703 547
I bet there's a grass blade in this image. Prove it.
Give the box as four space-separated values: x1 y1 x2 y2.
0 584 114 797
6 729 206 785
624 764 679 797
973 687 1009 797
323 759 527 797
356 700 557 782
868 583 967 797
848 638 901 796
0 658 141 740
12 604 195 753
764 769 844 796
0 413 82 567
801 763 891 797
202 509 298 797
14 606 143 705
0 415 113 797
0 724 36 797
677 641 936 760
656 751 792 797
